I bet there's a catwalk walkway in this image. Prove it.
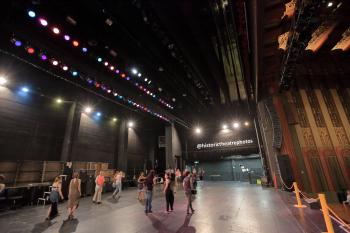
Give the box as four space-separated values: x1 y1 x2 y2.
0 182 342 233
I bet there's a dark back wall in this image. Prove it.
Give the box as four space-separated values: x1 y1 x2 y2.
0 87 68 161
70 113 119 164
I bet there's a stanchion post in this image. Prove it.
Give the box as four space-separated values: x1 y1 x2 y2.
319 193 335 233
273 173 277 189
293 182 306 208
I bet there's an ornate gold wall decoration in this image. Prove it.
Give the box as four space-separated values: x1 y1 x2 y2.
306 89 326 127
282 0 296 19
291 90 309 127
335 127 350 146
332 27 350 51
306 21 337 52
322 88 342 127
301 128 316 147
337 88 350 123
319 128 332 147
278 31 290 51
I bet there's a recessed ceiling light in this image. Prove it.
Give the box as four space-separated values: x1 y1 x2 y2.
327 2 333 7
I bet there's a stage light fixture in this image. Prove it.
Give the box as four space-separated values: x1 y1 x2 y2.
327 2 333 7
0 77 7 86
110 66 114 71
39 18 48 26
28 10 36 18
27 47 35 54
144 78 148 82
222 124 228 130
233 122 240 128
72 71 78 76
195 127 201 134
131 68 138 74
115 69 120 74
128 121 134 128
56 98 62 103
64 35 70 41
40 54 47 60
97 57 102 62
96 112 102 117
72 40 79 47
82 47 88 53
244 121 249 126
21 87 29 92
84 107 92 113
52 27 60 34
104 61 109 66
113 118 117 122
62 66 68 71
52 60 58 66
138 73 142 77
15 40 22 47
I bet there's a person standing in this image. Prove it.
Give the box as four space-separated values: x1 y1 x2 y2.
62 162 73 199
67 172 81 220
145 170 156 214
0 174 5 194
183 171 194 215
137 172 146 201
163 173 174 213
112 171 122 199
93 171 104 204
46 176 64 220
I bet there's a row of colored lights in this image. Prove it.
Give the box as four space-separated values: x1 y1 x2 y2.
10 37 170 122
26 10 174 110
0 76 123 123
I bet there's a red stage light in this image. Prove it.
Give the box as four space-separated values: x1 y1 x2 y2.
27 47 35 54
72 40 79 47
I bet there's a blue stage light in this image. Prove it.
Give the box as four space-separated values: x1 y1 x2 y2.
21 87 29 92
28 10 36 18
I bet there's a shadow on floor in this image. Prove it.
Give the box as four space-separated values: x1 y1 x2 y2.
175 214 196 233
58 219 79 233
147 213 196 233
31 220 55 233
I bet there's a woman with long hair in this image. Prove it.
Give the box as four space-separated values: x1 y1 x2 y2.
137 171 146 201
46 176 64 220
67 172 81 220
163 173 174 213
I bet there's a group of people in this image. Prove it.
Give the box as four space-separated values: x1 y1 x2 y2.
137 168 198 215
46 172 81 221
